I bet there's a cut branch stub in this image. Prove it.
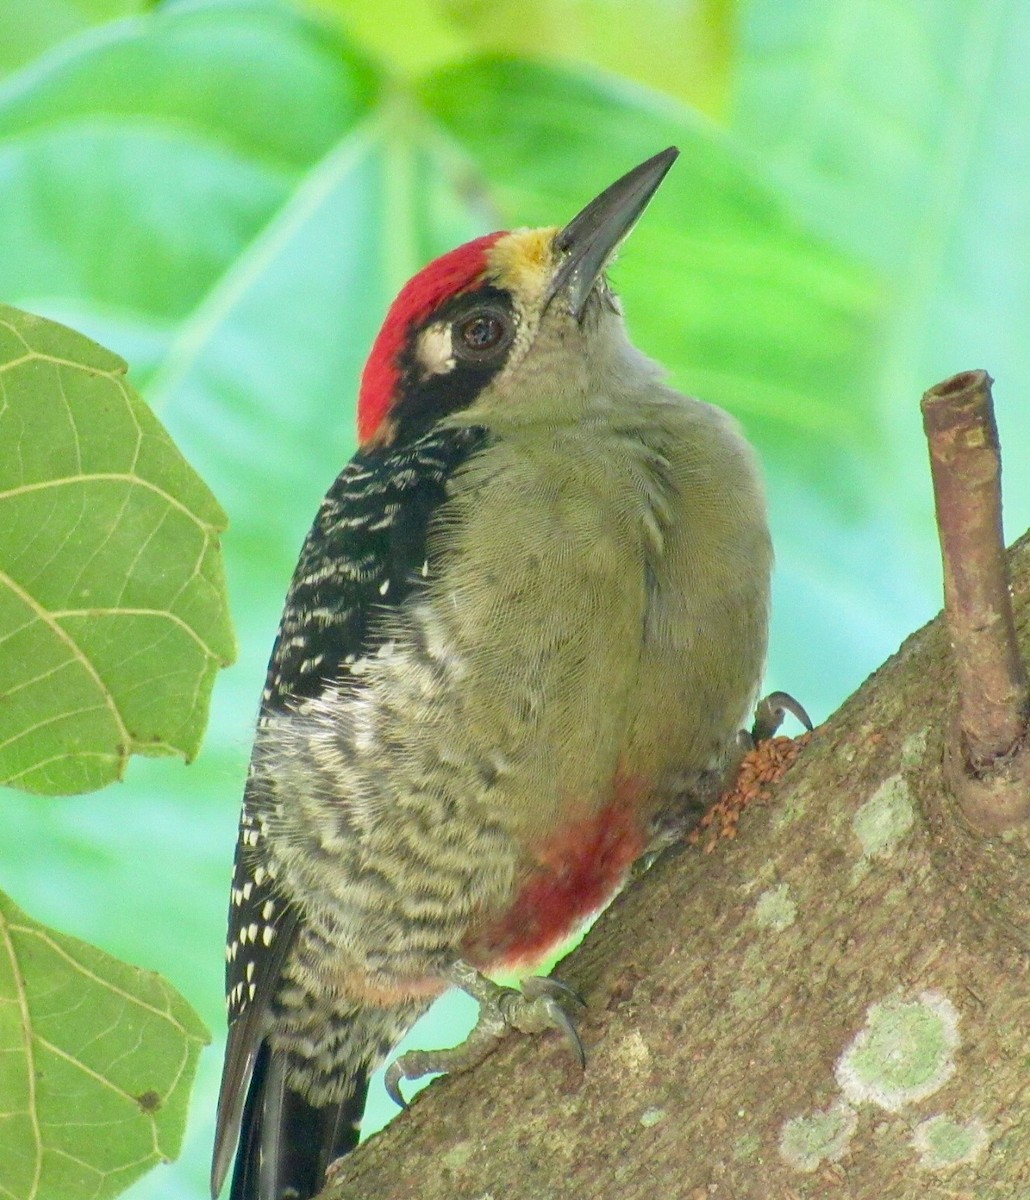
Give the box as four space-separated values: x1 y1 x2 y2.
921 369 1030 832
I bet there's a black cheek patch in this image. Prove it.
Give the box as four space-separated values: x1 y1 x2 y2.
391 285 515 443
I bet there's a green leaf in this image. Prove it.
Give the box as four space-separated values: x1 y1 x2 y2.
0 890 209 1200
0 0 379 169
732 0 1030 542
730 0 1030 718
0 0 141 81
0 0 380 378
0 305 235 795
440 0 734 113
323 0 733 115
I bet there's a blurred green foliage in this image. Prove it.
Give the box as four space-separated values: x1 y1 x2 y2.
1 0 1028 1196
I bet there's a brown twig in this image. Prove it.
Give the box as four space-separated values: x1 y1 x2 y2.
921 369 1030 831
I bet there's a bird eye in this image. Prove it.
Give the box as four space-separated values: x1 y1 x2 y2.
454 307 513 361
462 315 502 348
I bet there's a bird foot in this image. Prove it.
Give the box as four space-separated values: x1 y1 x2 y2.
710 690 813 818
384 960 585 1108
750 690 813 744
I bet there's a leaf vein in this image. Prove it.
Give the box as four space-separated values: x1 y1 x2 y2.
0 569 130 755
0 910 42 1200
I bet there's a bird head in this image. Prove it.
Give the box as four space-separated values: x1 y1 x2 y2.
357 148 679 447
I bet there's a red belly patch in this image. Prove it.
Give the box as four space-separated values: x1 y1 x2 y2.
465 776 647 971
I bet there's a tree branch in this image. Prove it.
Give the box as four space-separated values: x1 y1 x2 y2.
921 369 1030 831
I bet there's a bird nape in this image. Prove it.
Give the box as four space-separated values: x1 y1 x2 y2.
211 146 773 1200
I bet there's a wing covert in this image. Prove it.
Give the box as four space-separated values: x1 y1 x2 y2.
261 425 489 712
214 424 490 1196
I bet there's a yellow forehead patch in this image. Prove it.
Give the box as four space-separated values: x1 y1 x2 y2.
486 227 559 303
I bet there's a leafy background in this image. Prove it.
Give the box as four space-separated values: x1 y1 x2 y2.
1 0 1028 1196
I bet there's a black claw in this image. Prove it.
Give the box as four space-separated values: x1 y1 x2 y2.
545 998 586 1069
752 690 813 741
521 975 586 1009
384 1062 409 1110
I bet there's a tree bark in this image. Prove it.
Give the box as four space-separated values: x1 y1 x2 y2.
321 535 1030 1200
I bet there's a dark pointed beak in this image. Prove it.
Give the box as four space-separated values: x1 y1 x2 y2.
547 146 679 319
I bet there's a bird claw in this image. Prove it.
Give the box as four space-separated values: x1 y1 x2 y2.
751 690 813 743
495 983 586 1068
520 974 586 1010
383 960 586 1108
524 994 585 1068
383 1058 412 1110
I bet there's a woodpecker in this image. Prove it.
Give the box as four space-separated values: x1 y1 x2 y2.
212 148 773 1200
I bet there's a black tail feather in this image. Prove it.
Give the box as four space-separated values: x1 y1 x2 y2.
228 1041 367 1200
